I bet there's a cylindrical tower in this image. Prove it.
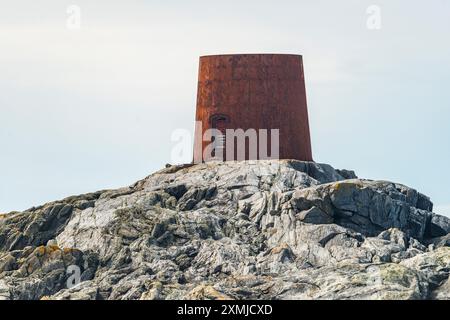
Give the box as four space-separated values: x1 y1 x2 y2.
193 54 313 162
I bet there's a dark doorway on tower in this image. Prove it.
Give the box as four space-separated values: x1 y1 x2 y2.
210 114 229 160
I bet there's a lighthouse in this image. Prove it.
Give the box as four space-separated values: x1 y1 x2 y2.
193 54 313 162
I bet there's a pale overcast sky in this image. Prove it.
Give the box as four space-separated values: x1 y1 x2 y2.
1 0 449 216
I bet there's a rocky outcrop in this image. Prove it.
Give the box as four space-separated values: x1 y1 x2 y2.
0 160 448 300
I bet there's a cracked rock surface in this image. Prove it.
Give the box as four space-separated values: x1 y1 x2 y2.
0 160 449 300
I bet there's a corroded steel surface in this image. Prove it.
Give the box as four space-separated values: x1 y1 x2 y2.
194 54 313 161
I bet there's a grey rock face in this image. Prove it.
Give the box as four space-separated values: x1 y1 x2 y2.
427 214 450 237
0 160 448 300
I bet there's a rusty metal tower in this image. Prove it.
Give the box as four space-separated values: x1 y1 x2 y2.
193 54 313 162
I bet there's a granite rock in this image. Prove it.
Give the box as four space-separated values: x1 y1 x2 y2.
0 160 448 300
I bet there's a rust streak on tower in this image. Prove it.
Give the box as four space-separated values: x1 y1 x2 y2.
194 54 313 162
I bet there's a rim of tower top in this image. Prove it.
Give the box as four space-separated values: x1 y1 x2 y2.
199 53 303 58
